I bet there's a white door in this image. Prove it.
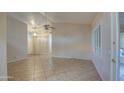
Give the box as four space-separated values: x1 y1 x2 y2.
110 12 120 81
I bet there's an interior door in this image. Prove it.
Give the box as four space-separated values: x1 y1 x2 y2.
110 12 120 81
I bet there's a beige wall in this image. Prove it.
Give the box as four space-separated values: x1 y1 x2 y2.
52 23 91 60
7 15 27 63
91 13 111 80
0 13 8 80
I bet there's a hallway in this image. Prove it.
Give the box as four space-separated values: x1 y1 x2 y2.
8 55 101 81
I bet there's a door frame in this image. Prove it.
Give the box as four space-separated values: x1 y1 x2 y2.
110 12 120 81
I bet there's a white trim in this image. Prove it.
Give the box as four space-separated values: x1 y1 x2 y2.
110 13 113 80
116 13 120 81
110 12 120 81
8 57 26 63
92 24 102 57
52 55 91 61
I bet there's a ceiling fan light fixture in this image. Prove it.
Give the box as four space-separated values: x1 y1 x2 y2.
33 32 37 36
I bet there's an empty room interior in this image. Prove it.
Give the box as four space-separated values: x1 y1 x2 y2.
0 12 122 81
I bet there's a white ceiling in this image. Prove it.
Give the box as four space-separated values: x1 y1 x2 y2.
8 12 47 26
8 12 97 26
47 12 97 24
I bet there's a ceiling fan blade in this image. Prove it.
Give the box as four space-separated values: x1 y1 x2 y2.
50 27 56 29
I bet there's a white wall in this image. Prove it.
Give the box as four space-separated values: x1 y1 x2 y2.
0 13 8 80
7 15 27 63
91 13 111 80
52 23 91 60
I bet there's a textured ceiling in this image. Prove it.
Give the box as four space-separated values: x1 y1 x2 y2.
8 12 97 26
46 12 97 24
8 12 47 26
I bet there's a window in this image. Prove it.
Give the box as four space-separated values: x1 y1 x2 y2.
92 24 102 56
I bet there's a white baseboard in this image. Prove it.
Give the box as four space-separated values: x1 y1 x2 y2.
8 57 26 63
52 55 91 61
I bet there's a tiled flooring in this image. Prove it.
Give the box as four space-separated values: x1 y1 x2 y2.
8 55 101 81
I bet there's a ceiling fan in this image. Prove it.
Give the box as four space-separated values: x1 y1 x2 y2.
42 12 56 30
31 12 55 32
31 24 55 31
43 24 55 30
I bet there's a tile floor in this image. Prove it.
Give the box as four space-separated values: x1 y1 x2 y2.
8 55 101 81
